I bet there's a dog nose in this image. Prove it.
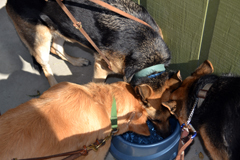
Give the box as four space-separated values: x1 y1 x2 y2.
157 125 172 139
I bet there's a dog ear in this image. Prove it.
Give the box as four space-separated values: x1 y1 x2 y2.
134 84 153 103
167 70 182 90
162 101 178 117
129 112 150 136
191 60 214 77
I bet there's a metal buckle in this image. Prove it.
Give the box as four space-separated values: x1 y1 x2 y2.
112 128 119 135
87 144 99 152
181 123 197 139
86 128 118 152
74 22 82 29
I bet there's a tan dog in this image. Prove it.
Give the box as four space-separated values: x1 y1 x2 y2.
0 73 181 160
135 70 182 138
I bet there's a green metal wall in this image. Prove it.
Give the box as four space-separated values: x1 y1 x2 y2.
133 0 240 78
208 0 240 75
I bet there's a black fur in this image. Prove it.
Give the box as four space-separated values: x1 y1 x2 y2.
130 70 175 91
6 0 171 88
31 56 43 73
187 74 240 159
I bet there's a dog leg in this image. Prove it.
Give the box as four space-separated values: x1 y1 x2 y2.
51 36 90 66
14 23 57 86
8 13 58 87
92 60 111 83
199 126 229 160
30 25 58 87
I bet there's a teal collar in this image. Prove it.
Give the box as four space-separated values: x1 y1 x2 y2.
132 64 165 80
110 97 118 131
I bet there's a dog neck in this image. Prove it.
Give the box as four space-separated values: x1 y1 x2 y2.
186 80 215 125
197 83 213 108
100 82 148 135
131 64 166 82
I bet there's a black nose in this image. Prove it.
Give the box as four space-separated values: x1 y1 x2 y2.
156 125 172 139
160 131 172 139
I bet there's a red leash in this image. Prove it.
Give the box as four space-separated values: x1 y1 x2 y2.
176 123 197 160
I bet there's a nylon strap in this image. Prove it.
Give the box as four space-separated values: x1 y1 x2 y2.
111 97 118 130
197 83 213 108
132 64 165 80
176 124 196 160
89 0 154 31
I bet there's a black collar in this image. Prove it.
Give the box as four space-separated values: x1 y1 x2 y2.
187 83 213 125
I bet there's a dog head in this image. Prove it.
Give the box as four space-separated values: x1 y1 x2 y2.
123 107 151 136
134 70 182 138
162 60 214 125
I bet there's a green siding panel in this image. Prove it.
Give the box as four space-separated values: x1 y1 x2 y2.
198 0 220 64
145 0 208 78
134 0 240 77
208 0 240 75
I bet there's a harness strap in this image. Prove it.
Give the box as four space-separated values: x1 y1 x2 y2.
176 124 196 160
89 0 154 31
176 134 193 160
197 83 213 108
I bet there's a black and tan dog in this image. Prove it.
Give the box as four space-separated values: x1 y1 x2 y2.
6 0 170 87
162 60 240 160
0 72 180 160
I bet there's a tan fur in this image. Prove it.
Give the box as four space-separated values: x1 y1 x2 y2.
50 36 89 67
161 60 234 159
93 51 126 83
162 60 214 125
6 7 90 87
0 82 150 160
135 70 182 137
0 71 182 159
199 126 229 160
6 8 58 86
93 60 111 83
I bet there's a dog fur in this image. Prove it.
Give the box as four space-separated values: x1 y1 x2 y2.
6 0 170 87
162 60 240 160
0 72 181 160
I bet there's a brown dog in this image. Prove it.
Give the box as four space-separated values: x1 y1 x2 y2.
162 60 240 159
0 73 181 160
162 60 214 125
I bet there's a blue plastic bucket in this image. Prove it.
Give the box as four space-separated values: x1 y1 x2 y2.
110 118 180 160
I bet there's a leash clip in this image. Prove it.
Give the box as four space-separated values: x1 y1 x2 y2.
181 123 197 139
87 144 99 152
111 128 119 135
